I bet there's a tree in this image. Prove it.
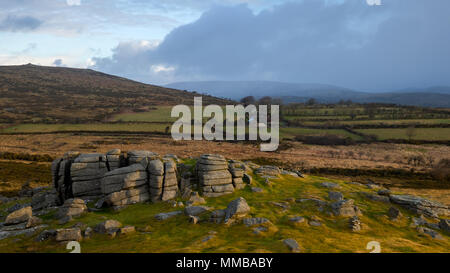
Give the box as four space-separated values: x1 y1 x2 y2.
240 96 256 105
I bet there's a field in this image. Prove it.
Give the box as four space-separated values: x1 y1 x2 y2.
355 128 450 141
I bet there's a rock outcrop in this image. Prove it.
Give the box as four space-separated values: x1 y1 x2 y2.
389 195 450 218
197 154 234 197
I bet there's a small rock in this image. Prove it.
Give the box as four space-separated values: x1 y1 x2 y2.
417 227 444 240
119 226 136 235
188 192 206 205
251 187 263 193
439 219 450 232
26 216 43 228
243 217 270 227
55 228 82 242
94 220 122 234
378 189 391 196
289 216 305 224
58 215 73 225
185 206 212 216
309 221 322 227
189 216 199 224
328 191 344 201
5 206 32 225
349 216 361 232
320 182 340 189
84 227 92 238
155 210 183 220
283 238 301 253
388 207 402 221
35 229 56 242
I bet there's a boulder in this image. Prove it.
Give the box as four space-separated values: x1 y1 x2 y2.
331 199 362 217
361 192 390 203
187 192 206 206
255 166 280 177
106 149 122 170
31 190 58 211
283 238 301 253
389 194 450 218
127 150 159 166
224 197 250 224
55 228 82 242
417 227 444 240
243 217 270 227
209 209 226 224
185 206 212 216
94 220 122 234
119 226 136 235
439 219 450 232
155 210 183 221
56 198 87 219
5 206 32 225
388 207 402 221
328 191 343 201
349 216 361 232
320 182 340 189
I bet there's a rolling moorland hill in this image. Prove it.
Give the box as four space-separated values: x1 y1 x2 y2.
0 64 230 124
166 81 450 108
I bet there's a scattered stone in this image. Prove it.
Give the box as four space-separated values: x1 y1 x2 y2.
187 192 206 205
58 215 72 225
55 228 82 242
209 209 226 224
25 216 43 228
378 189 392 196
5 206 32 225
255 166 281 177
185 206 212 216
328 191 344 201
224 197 250 224
119 226 136 235
56 198 87 219
289 216 306 224
35 229 57 242
439 219 450 232
243 173 252 185
283 238 300 253
155 210 183 221
331 199 362 217
417 227 444 240
389 194 449 218
309 220 322 227
349 216 361 232
411 215 428 227
270 201 290 210
94 220 122 234
320 182 340 189
361 192 390 203
189 216 199 224
243 217 270 227
31 190 58 211
84 227 92 238
251 187 263 193
281 170 299 177
388 207 403 221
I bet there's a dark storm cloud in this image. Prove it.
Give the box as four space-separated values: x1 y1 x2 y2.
0 15 43 32
91 0 450 91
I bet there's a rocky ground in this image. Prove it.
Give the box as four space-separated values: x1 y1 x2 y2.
0 152 449 253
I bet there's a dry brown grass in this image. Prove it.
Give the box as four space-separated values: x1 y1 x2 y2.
1 133 448 172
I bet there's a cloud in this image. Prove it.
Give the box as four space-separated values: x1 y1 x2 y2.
67 0 81 6
0 15 43 32
90 0 450 91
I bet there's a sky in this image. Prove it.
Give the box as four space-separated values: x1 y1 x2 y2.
1 0 449 91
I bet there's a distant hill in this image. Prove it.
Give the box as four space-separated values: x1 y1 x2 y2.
0 64 230 123
166 81 450 107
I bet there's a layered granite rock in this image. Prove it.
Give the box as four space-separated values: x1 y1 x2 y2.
228 161 246 190
197 154 234 197
389 194 450 218
70 153 108 200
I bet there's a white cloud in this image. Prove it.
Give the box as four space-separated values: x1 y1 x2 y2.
66 0 81 6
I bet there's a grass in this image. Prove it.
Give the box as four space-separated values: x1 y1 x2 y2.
0 123 172 134
302 119 450 126
0 161 51 196
0 172 448 253
112 107 177 123
356 128 450 141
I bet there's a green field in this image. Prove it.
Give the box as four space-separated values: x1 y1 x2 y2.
301 119 450 126
356 128 450 141
280 128 363 140
113 107 176 123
